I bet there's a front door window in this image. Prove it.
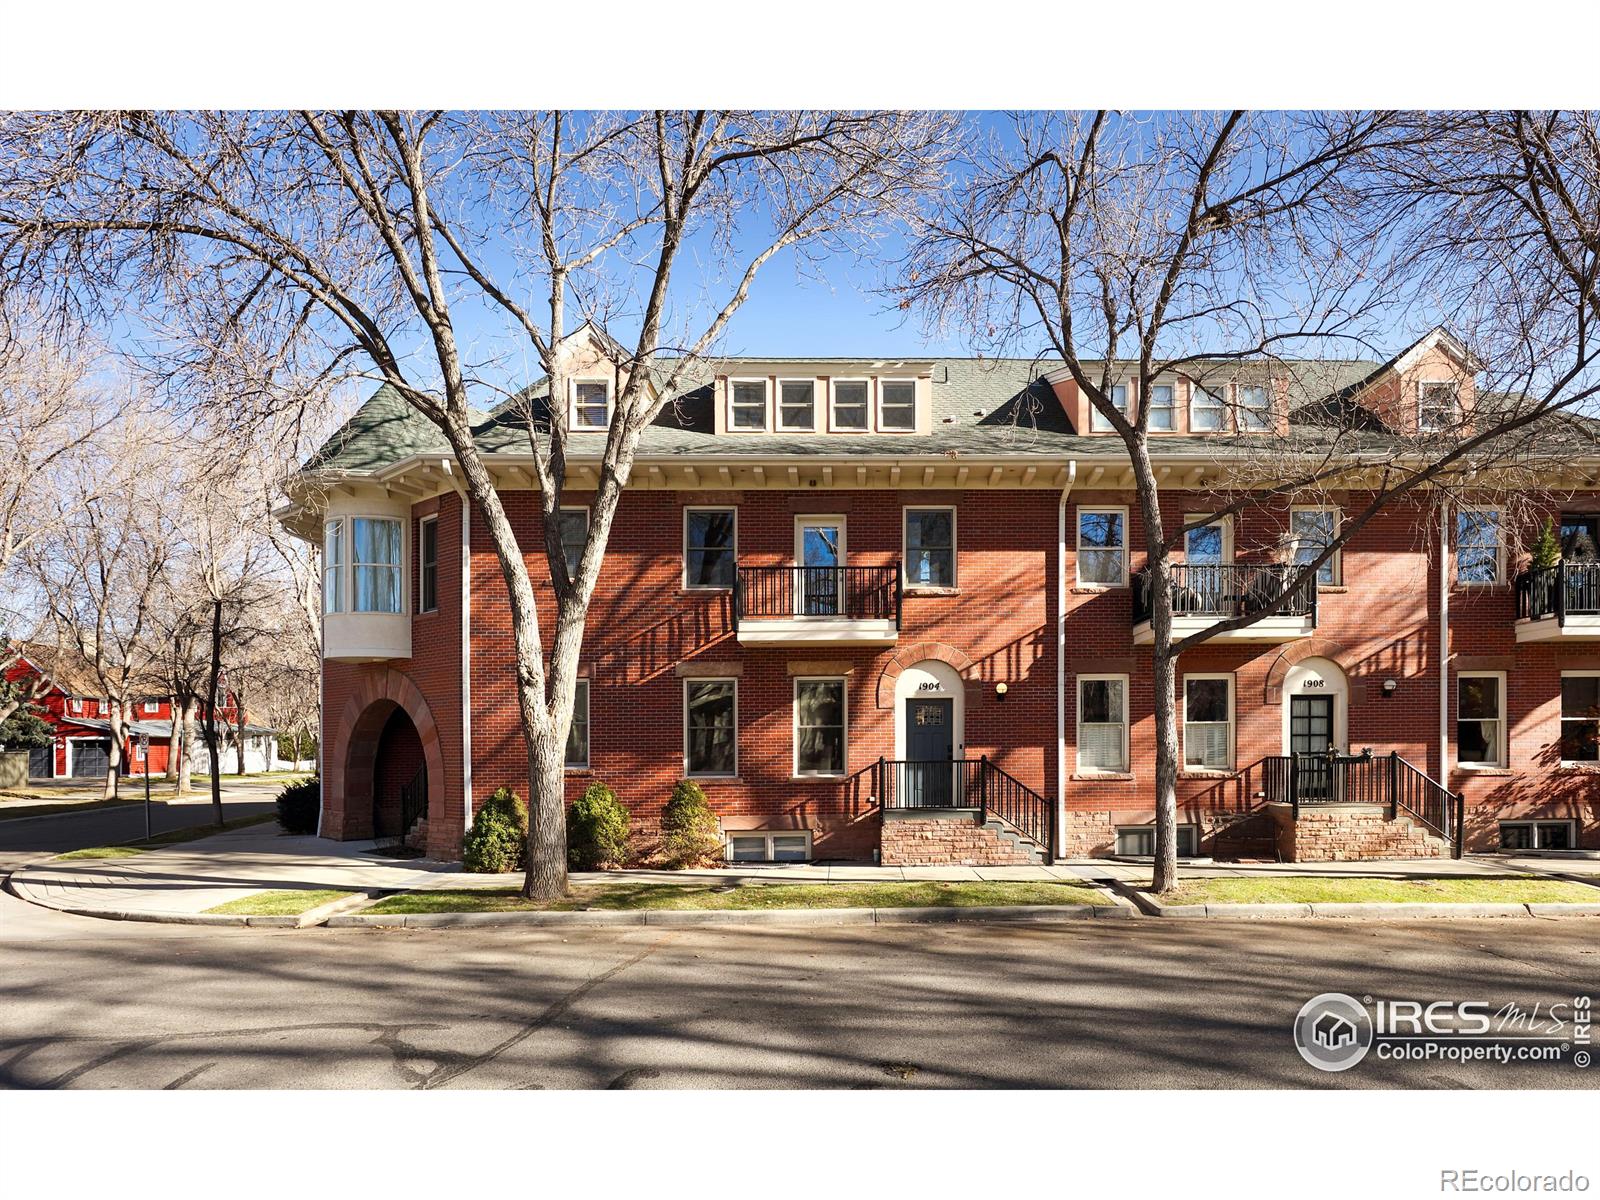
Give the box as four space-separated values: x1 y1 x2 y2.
1290 695 1335 800
798 520 843 615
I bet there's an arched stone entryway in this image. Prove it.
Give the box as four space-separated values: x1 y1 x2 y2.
324 669 446 848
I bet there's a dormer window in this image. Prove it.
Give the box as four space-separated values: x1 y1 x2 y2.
729 379 769 431
1090 384 1128 433
1147 383 1175 431
1419 381 1459 433
831 379 870 431
570 379 612 430
1191 384 1225 431
879 380 917 431
778 379 816 431
1238 385 1273 431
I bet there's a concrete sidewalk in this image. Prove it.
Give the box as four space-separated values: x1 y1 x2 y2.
8 820 1594 925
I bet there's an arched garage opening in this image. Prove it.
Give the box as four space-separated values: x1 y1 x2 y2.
327 669 446 853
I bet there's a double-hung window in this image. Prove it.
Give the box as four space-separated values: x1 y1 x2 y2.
794 677 846 776
1238 385 1273 431
323 520 345 614
566 680 590 769
685 678 737 777
1077 508 1127 586
1191 383 1226 431
1560 673 1600 764
1146 383 1175 431
1457 672 1506 768
1183 675 1234 770
684 508 736 589
879 380 917 431
571 379 611 429
418 516 438 612
1077 676 1128 773
1090 383 1128 432
904 508 956 589
1419 381 1460 433
778 379 816 431
831 379 870 431
1289 507 1340 585
143 700 160 715
352 518 403 613
559 508 589 579
729 379 769 431
1455 508 1502 584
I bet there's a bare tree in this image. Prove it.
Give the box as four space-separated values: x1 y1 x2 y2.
0 110 952 897
903 111 1600 891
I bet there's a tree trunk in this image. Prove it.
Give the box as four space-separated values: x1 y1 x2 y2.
165 693 180 781
522 730 569 900
234 695 246 775
178 698 196 795
103 704 124 802
206 596 224 826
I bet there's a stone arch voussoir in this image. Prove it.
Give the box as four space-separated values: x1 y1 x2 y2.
327 667 447 842
1263 638 1353 704
876 642 978 708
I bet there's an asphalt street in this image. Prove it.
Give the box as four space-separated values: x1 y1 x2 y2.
1 886 1594 1089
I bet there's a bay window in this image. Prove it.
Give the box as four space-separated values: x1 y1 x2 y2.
352 518 402 613
323 519 345 614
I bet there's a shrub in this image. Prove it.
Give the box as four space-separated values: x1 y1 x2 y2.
660 778 722 868
568 780 631 870
462 787 528 873
1531 517 1563 570
275 776 321 835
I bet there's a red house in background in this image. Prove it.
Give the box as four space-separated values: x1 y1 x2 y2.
4 642 278 780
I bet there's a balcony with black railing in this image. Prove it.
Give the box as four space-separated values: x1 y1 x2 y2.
1132 563 1318 645
1514 561 1600 640
734 563 902 646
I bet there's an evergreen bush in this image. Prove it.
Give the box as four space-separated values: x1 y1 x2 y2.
462 786 528 873
275 776 321 835
660 778 722 868
568 780 631 869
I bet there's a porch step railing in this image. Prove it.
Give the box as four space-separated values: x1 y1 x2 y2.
876 755 1054 857
1260 750 1463 855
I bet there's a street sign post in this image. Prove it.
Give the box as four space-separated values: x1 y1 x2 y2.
140 733 152 840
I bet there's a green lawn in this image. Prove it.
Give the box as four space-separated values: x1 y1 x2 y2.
52 813 276 860
367 879 1106 915
205 889 352 916
1156 876 1600 906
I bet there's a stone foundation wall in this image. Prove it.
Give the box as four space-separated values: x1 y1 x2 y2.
880 814 1039 866
1286 806 1446 861
1059 810 1116 857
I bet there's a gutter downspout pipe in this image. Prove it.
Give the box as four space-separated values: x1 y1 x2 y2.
1439 504 1450 796
1057 460 1079 860
441 459 474 835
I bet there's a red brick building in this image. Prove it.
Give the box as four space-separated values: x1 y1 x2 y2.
282 327 1600 865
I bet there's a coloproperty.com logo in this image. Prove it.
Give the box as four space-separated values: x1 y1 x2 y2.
1294 991 1593 1073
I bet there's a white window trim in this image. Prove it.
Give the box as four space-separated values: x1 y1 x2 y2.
876 377 919 433
1076 505 1129 588
417 514 439 612
682 506 738 591
1558 669 1600 767
348 515 407 614
1190 381 1229 432
1454 505 1504 587
69 698 84 715
142 700 161 715
828 377 872 434
1288 505 1342 586
1182 672 1236 772
1182 513 1234 565
1076 673 1129 775
132 738 146 764
559 505 591 580
1418 379 1460 433
566 679 590 770
1497 820 1578 852
727 376 771 433
1145 380 1177 432
1456 669 1508 770
568 377 613 430
1237 383 1275 431
323 518 344 614
792 676 848 779
683 676 739 779
776 377 819 431
725 830 813 863
1116 824 1199 857
902 505 958 590
1090 382 1129 433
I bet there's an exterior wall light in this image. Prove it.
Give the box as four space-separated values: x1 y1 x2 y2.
995 682 1008 699
1382 678 1398 695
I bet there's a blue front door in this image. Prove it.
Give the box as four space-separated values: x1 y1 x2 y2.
904 698 954 806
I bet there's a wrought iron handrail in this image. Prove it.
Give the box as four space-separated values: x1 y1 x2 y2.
1132 562 1317 626
734 564 902 627
1258 750 1461 855
1515 561 1600 624
876 756 1054 859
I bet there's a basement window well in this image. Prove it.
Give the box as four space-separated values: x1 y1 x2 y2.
726 832 811 863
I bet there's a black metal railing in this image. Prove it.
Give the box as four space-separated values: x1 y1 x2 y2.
734 564 901 627
1515 561 1600 623
1259 749 1461 853
1132 563 1317 626
876 755 1054 857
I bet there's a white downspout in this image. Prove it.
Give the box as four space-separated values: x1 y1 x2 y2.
443 459 474 833
1056 460 1078 859
1439 505 1450 786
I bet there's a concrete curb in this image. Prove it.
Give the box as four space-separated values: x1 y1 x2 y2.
1119 887 1600 919
325 900 1131 929
3 871 373 928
